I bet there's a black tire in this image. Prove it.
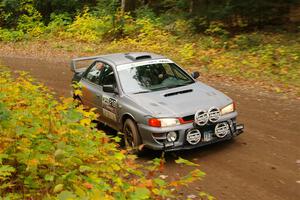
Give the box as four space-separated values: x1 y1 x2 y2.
73 95 82 104
73 96 88 111
123 118 142 153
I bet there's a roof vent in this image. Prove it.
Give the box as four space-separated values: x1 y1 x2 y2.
125 53 152 61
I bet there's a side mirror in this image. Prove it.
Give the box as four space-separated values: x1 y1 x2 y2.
103 84 118 94
191 71 200 79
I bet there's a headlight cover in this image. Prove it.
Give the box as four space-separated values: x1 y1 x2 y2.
148 118 180 127
221 102 235 115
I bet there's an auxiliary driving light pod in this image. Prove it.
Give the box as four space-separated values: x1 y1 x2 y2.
186 129 201 145
194 110 209 126
215 122 230 138
166 131 177 142
208 107 220 123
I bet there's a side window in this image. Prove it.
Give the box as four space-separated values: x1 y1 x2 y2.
85 62 105 84
99 65 116 86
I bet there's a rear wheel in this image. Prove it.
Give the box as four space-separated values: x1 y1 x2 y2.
123 118 142 153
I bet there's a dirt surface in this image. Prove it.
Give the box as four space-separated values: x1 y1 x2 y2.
1 56 299 200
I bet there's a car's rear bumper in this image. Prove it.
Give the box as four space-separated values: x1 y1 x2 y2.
137 118 244 151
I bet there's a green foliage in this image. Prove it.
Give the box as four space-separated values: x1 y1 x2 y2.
0 28 24 41
2 0 298 32
231 33 262 50
205 21 229 37
179 43 196 63
175 157 199 167
109 15 174 54
135 6 157 20
59 9 113 42
94 0 120 16
45 13 72 35
0 0 299 93
164 18 195 36
204 33 300 87
0 69 205 199
1 0 45 34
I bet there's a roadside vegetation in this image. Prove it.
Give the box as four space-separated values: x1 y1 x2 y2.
0 68 210 199
0 0 299 95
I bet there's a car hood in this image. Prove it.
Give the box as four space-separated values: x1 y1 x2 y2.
126 82 232 117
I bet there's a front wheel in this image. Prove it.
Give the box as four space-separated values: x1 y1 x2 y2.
123 119 142 153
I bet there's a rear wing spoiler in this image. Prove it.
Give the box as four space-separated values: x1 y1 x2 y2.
70 56 102 73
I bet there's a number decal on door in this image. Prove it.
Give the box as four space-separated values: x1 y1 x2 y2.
102 95 117 121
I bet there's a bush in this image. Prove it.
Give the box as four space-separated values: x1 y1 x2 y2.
16 0 45 37
45 13 72 35
60 9 113 42
164 19 195 36
0 68 206 199
0 29 25 42
231 33 262 50
109 16 175 53
205 21 229 37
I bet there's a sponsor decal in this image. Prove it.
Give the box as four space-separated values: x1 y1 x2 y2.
117 59 173 71
102 95 118 121
103 108 117 121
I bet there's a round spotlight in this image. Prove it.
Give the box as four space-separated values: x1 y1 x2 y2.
194 110 209 126
215 122 230 138
166 131 177 142
208 107 220 123
186 129 201 145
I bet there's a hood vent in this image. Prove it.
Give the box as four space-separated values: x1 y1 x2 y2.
164 89 193 97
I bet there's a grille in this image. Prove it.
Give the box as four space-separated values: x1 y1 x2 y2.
182 114 194 122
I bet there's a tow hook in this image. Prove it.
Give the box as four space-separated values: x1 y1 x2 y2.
236 124 244 135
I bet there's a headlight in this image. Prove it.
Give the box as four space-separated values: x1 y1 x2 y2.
221 102 235 115
148 118 180 127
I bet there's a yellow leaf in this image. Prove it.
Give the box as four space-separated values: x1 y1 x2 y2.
80 118 91 126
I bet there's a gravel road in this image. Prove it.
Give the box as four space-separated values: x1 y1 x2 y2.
1 56 299 200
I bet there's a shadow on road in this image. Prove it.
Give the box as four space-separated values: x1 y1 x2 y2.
138 139 238 163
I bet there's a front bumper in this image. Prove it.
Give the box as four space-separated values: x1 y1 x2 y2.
138 118 244 152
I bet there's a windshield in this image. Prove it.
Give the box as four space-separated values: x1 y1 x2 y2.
117 61 194 94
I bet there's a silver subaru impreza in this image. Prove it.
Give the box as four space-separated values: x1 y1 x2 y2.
71 52 244 152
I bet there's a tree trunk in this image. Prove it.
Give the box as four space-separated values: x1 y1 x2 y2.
121 0 136 12
190 0 208 16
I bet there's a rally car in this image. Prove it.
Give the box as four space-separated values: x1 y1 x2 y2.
71 52 244 151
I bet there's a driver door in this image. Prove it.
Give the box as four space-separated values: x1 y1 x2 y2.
98 65 120 129
80 61 104 115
